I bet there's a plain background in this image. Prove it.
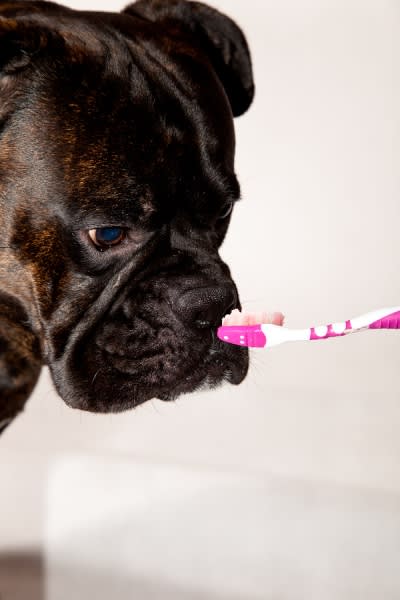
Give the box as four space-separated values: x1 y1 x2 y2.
0 0 399 593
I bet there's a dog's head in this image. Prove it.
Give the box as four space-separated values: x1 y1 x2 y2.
0 0 254 414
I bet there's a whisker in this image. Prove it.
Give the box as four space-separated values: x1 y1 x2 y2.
91 368 102 387
149 398 163 414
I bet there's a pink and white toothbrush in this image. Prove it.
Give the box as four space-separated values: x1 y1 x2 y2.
217 307 400 349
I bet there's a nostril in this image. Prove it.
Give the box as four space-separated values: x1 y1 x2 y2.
194 316 215 329
194 319 212 329
193 306 222 329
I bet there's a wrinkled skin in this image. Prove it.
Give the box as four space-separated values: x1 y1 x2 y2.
0 0 254 426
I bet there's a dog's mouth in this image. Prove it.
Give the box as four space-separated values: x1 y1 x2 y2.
94 338 248 405
155 346 248 402
59 323 249 413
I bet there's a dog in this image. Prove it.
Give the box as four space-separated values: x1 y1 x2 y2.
0 0 254 434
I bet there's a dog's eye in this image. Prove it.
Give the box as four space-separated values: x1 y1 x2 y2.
88 227 126 250
218 201 234 220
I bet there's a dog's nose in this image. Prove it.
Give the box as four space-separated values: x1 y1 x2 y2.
174 285 238 329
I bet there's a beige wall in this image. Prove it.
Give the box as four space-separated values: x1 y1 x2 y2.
1 0 399 565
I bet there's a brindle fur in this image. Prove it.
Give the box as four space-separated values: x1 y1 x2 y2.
0 0 254 428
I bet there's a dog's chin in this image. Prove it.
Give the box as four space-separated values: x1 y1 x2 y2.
156 352 249 402
56 344 249 413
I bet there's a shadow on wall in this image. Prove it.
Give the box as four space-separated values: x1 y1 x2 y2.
0 552 237 600
47 566 238 600
0 552 234 600
0 552 43 600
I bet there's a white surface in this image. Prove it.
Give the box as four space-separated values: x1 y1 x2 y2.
0 1 399 595
46 456 400 600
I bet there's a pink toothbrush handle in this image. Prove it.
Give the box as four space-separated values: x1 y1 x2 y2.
368 310 400 329
309 310 400 341
309 320 352 340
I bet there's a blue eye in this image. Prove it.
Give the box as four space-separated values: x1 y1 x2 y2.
88 227 126 250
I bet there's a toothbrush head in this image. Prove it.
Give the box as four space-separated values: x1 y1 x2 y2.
217 310 285 348
217 324 267 348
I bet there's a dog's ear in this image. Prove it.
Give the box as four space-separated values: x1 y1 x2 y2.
123 0 254 117
0 17 64 75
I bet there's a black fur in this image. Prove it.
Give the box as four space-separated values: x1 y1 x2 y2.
0 0 254 424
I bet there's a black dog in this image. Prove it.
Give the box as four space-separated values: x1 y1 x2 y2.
0 0 254 431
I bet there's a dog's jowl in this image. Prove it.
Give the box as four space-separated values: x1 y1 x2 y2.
0 0 254 428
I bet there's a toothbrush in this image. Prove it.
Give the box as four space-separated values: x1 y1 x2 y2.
217 307 400 349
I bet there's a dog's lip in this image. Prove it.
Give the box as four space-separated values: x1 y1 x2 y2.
156 347 248 401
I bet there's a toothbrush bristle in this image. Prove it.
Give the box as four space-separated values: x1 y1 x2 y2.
222 310 285 327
